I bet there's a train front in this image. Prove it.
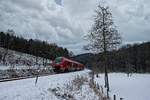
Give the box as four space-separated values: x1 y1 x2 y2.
52 57 64 72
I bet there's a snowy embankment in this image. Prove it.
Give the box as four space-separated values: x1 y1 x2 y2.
0 47 52 67
95 73 150 100
0 69 107 100
0 47 53 79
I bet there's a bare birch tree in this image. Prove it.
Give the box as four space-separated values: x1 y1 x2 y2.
84 4 121 97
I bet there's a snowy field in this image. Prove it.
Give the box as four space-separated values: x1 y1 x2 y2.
0 69 99 100
1 69 150 100
95 73 150 100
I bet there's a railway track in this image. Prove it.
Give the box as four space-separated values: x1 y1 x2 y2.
0 68 85 83
0 73 55 83
0 71 77 83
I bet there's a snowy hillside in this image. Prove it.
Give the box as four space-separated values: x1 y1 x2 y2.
95 73 150 100
0 69 108 100
0 47 52 79
0 47 52 67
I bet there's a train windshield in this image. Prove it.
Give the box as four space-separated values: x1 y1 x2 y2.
54 57 62 64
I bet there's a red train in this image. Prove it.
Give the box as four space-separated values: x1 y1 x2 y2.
52 57 84 72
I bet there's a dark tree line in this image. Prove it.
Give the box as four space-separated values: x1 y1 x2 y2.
0 30 69 60
82 42 150 73
72 42 150 73
108 42 150 73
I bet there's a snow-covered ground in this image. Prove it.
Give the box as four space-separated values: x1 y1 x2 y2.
1 69 150 100
0 47 53 79
95 73 150 100
0 47 52 67
0 69 104 100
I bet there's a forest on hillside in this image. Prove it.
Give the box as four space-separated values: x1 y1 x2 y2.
0 30 150 73
74 42 150 73
0 30 69 60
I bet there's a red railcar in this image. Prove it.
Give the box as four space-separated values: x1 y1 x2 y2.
52 57 84 72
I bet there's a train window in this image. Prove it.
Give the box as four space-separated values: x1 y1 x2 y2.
54 57 62 64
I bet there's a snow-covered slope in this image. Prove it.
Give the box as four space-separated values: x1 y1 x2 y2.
0 47 51 67
0 69 107 100
95 73 150 100
0 47 52 79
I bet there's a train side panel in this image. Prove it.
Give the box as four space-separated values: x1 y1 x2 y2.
52 57 84 72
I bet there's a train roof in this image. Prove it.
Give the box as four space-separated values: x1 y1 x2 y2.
56 57 83 65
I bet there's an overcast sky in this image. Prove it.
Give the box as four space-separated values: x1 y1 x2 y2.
0 0 150 55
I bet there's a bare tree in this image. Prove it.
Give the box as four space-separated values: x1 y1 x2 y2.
84 3 121 97
69 51 74 57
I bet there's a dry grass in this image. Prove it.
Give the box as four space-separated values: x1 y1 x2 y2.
88 72 110 100
72 75 88 90
48 74 110 100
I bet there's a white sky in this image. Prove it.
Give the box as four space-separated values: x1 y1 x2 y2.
0 0 150 54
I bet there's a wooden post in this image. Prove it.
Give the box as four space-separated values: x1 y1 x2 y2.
101 86 103 94
107 88 109 98
35 69 40 85
113 95 116 100
35 75 38 85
